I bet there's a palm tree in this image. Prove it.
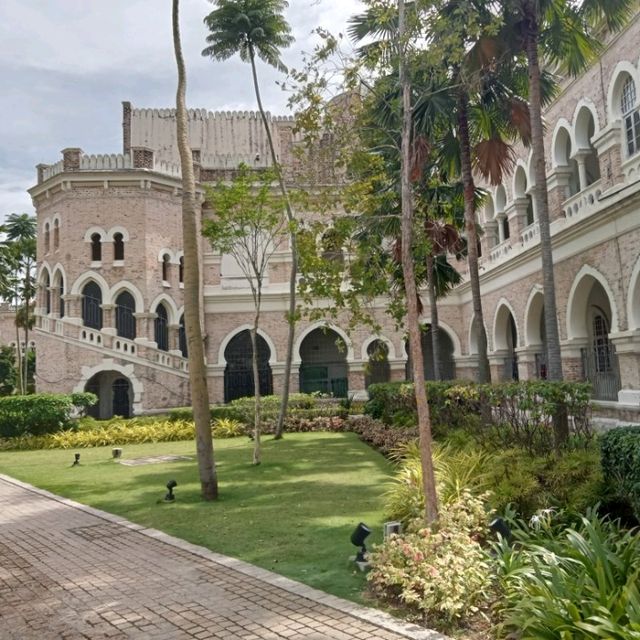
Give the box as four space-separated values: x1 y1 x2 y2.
202 0 297 440
1 213 36 394
496 0 634 383
173 0 218 500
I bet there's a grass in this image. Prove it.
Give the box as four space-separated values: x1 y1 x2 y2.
0 432 392 602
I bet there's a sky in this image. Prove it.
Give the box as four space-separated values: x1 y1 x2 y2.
0 0 363 218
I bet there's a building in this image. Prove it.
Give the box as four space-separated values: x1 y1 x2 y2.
30 14 640 422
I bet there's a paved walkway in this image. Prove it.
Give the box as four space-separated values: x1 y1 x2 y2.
0 476 444 640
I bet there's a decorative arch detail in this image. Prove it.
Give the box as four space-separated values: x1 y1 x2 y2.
294 322 354 364
492 298 520 351
606 60 639 120
83 226 107 242
148 293 179 325
566 265 620 339
416 318 462 357
523 285 545 346
627 254 640 331
70 270 110 300
110 281 144 313
360 335 397 361
73 359 143 409
217 325 278 365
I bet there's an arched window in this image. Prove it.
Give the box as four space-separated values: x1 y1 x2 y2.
90 233 102 262
59 278 65 318
113 233 124 261
592 312 612 373
53 220 60 250
44 272 51 315
621 76 640 156
179 314 187 357
115 291 136 340
82 281 103 330
162 254 171 282
154 303 169 351
179 256 184 284
44 223 50 253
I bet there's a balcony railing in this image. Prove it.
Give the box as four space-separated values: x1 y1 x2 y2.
562 179 603 221
489 239 513 263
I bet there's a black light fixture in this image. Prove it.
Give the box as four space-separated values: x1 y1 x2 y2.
350 522 371 562
164 479 177 502
72 453 81 466
490 517 512 541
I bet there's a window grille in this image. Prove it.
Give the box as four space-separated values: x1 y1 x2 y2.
621 77 640 156
155 304 169 351
113 233 125 261
82 282 102 329
90 233 102 262
115 291 136 339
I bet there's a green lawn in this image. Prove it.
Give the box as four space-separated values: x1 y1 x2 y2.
0 432 392 602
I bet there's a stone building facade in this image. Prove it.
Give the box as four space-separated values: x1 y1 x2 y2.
30 14 640 420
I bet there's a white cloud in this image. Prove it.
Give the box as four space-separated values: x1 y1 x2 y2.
0 0 363 217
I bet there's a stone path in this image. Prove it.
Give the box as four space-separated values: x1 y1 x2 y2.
0 476 445 640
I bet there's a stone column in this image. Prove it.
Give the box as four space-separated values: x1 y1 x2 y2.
454 355 479 382
489 349 510 382
506 198 530 242
389 358 408 382
348 362 367 400
572 149 590 192
48 286 60 318
609 330 640 404
483 219 499 252
591 121 624 190
133 312 156 345
168 324 181 355
62 294 83 325
100 304 116 336
560 338 589 381
547 167 572 221
515 346 540 381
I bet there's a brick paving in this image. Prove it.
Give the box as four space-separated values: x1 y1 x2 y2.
0 476 445 640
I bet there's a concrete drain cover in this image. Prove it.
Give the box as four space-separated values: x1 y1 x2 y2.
118 455 193 466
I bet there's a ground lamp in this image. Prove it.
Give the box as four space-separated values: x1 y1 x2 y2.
350 522 371 562
490 517 512 542
164 479 177 502
72 453 81 466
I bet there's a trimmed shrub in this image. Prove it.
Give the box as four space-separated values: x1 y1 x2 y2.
0 418 195 450
366 380 593 454
368 492 494 629
0 392 97 438
601 425 640 521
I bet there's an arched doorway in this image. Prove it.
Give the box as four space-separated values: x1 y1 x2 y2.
405 325 456 381
494 305 519 381
365 340 390 388
568 272 621 400
224 330 273 403
299 328 348 397
85 371 132 419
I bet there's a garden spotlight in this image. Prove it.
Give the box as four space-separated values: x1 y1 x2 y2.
165 479 177 502
72 453 81 466
490 517 511 541
350 522 371 562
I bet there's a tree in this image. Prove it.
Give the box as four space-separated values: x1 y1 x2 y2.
202 0 298 440
1 213 36 395
496 0 633 384
172 0 218 500
203 166 287 465
398 0 439 524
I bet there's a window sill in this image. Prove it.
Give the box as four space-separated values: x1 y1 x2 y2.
179 282 184 289
113 260 125 267
91 261 102 268
162 280 171 288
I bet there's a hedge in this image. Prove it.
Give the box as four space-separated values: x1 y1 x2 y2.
600 425 640 520
365 380 593 453
0 392 97 438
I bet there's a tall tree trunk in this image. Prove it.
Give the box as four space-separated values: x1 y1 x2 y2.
457 90 491 384
250 310 262 465
172 0 218 500
248 49 297 440
14 308 23 395
23 278 30 393
524 14 567 446
426 253 441 381
399 0 438 525
524 23 562 381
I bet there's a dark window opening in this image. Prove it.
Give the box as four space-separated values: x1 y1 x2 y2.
82 281 103 330
154 304 169 351
91 233 102 262
113 233 125 261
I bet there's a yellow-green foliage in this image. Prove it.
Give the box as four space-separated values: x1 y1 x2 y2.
212 417 245 438
368 492 493 627
0 419 195 450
